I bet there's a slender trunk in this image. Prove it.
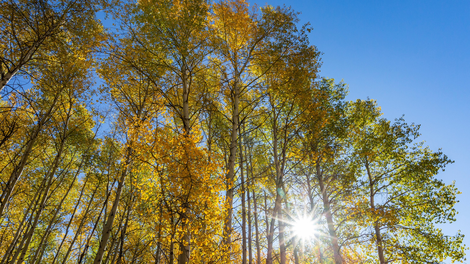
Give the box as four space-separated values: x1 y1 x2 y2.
169 238 174 264
249 144 261 264
240 128 247 264
224 75 239 246
51 178 85 263
266 192 281 264
54 179 104 264
155 184 164 264
177 65 191 264
317 164 342 264
244 127 253 264
306 171 324 262
177 232 190 264
0 93 59 218
0 41 39 92
279 220 286 264
16 133 67 264
109 240 121 264
247 187 253 264
117 195 134 264
33 239 48 264
0 69 18 92
93 146 132 264
83 192 122 264
365 160 386 264
104 238 118 264
253 190 261 264
32 150 87 264
0 183 41 264
293 238 300 264
267 110 286 264
106 207 125 264
263 191 269 242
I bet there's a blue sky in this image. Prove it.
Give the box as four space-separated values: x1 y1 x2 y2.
252 0 470 261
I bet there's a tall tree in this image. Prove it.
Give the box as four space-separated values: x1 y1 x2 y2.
349 99 467 263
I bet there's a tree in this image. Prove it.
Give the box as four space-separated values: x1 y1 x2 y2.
349 99 466 263
0 0 466 263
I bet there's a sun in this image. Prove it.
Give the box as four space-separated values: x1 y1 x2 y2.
292 216 318 241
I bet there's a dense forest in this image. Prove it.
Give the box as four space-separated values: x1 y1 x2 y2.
0 0 467 263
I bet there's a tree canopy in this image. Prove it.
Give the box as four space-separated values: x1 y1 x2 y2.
0 0 466 263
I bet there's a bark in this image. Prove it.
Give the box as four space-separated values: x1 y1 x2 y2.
106 219 127 264
117 194 135 264
155 181 165 264
93 146 132 264
267 108 287 264
263 191 269 245
253 190 261 264
177 232 190 264
177 65 191 264
224 73 240 246
240 128 247 264
169 238 174 264
81 186 118 264
317 164 342 264
249 145 261 264
266 192 281 264
247 186 253 264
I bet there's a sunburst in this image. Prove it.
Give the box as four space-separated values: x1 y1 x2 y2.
291 214 319 241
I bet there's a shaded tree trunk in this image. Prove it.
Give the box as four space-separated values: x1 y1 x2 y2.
317 164 342 264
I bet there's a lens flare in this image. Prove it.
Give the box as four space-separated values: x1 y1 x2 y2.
292 216 317 241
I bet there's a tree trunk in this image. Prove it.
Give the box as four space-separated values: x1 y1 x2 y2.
253 190 261 264
247 185 253 264
317 164 342 264
293 238 300 264
93 146 132 264
178 65 191 264
243 125 253 264
249 143 261 264
266 192 281 264
240 128 247 264
117 193 134 264
365 160 386 264
224 71 240 247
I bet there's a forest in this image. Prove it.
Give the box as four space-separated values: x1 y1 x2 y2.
0 0 467 263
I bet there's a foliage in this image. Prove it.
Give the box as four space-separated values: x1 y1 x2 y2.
0 0 466 263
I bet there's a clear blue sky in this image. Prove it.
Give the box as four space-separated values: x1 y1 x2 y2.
252 0 470 261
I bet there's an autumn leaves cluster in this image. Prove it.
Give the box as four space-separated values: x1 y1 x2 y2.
0 0 467 263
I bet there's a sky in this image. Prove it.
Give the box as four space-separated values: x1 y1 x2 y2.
250 0 470 261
